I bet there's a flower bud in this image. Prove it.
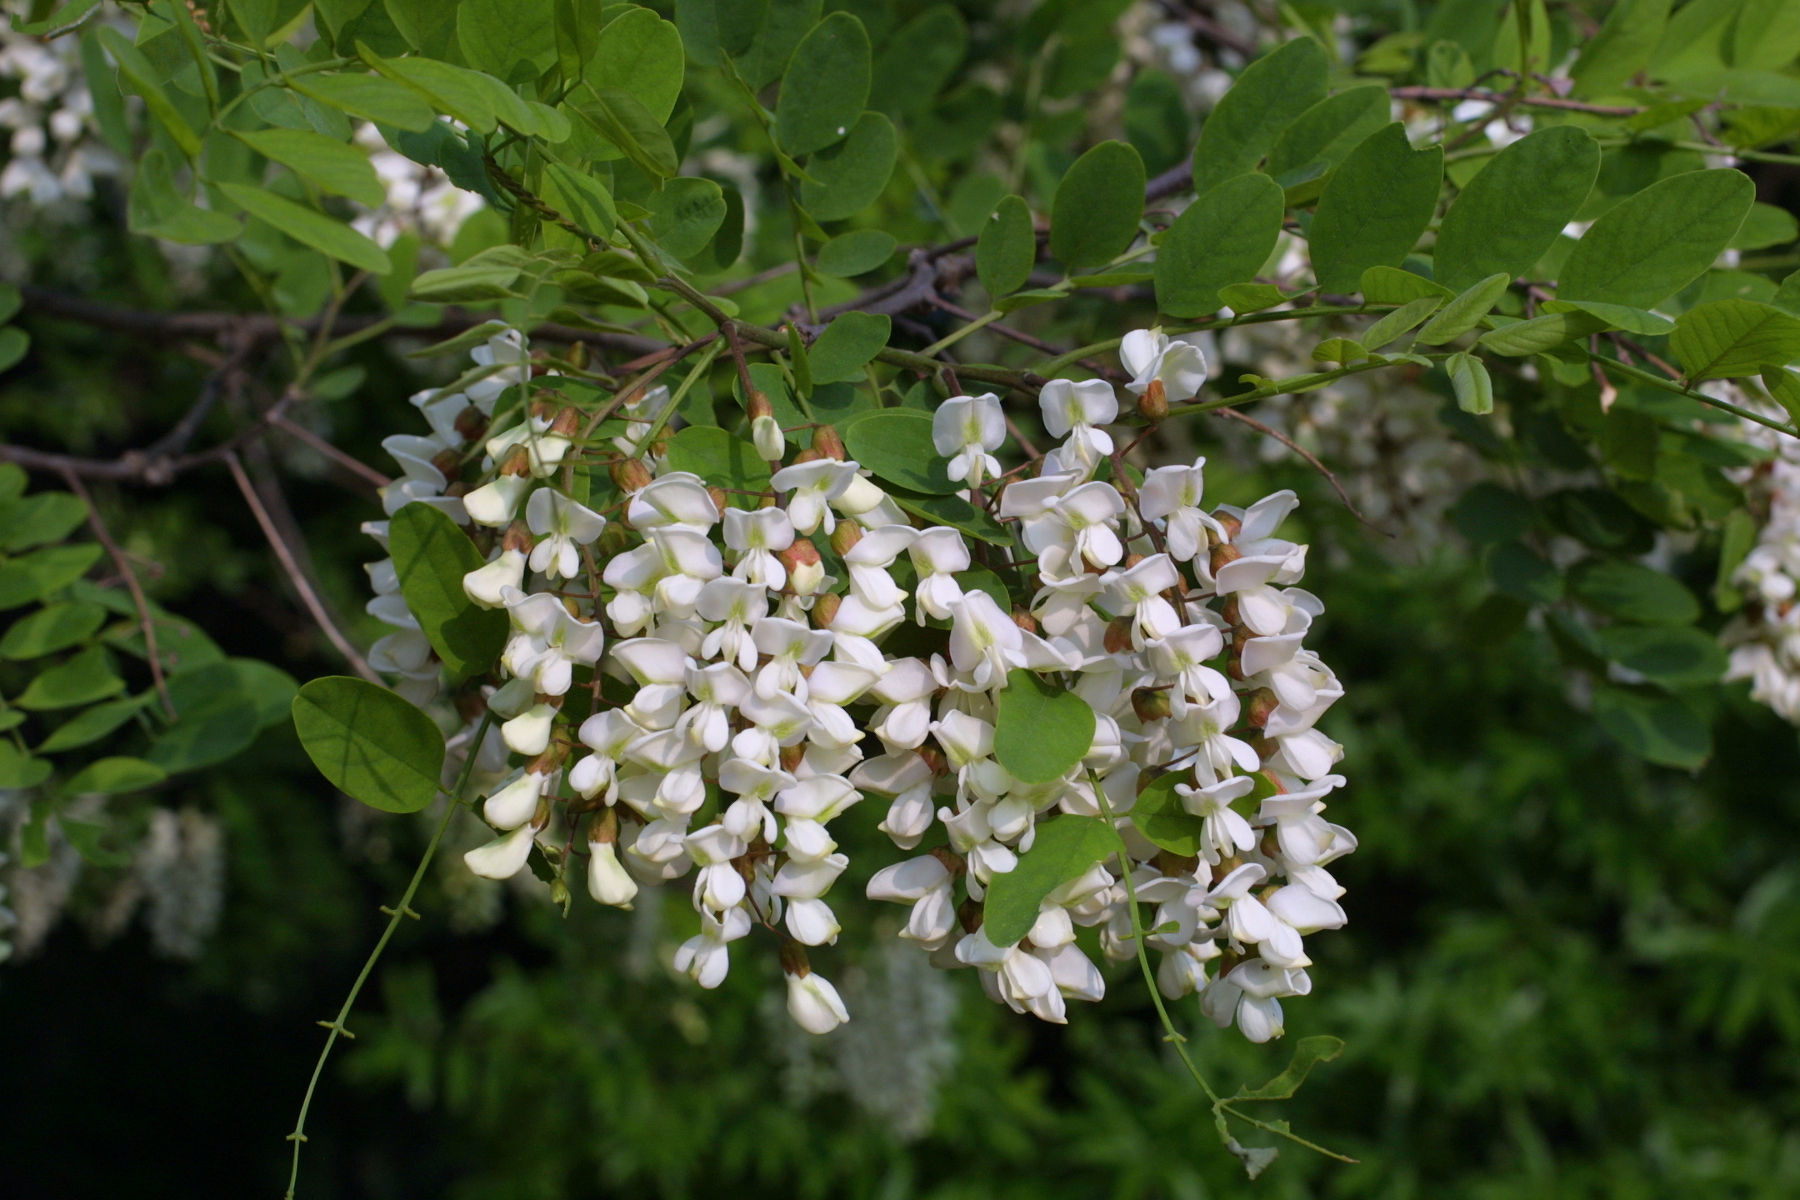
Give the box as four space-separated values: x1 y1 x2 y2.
550 876 572 913
786 970 849 1034
780 743 807 773
753 414 785 462
587 840 637 907
1208 542 1242 575
1010 607 1037 634
550 405 582 439
746 389 774 422
1246 687 1279 729
431 448 464 480
791 447 822 467
530 394 560 422
1103 616 1136 655
1215 511 1243 541
453 406 489 443
566 341 589 371
498 444 533 477
957 898 984 934
811 591 841 629
1137 377 1169 421
501 520 535 554
779 538 825 595
598 521 632 556
1131 687 1171 723
811 425 847 461
915 745 947 776
829 521 861 557
611 458 653 493
708 486 729 519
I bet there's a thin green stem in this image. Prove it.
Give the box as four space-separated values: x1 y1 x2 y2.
283 712 496 1200
921 309 1006 358
1592 352 1800 438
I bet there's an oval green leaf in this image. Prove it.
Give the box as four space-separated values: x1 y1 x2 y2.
1435 126 1599 292
1154 171 1284 318
291 676 447 813
1670 299 1800 381
1049 140 1145 272
388 502 508 683
1559 169 1754 308
797 110 897 222
977 194 1037 298
994 667 1096 784
1190 36 1327 198
775 12 871 157
981 815 1116 947
807 311 890 384
216 182 392 275
1309 124 1443 294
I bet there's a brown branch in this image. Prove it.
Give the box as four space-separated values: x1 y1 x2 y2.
225 451 381 683
1390 85 1640 117
1218 409 1389 535
270 415 392 492
58 468 177 720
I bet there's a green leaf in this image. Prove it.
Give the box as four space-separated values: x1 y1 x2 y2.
1569 559 1700 624
797 109 897 222
457 0 557 83
1154 172 1283 319
648 177 727 261
775 12 871 157
1670 299 1800 381
540 160 616 240
994 668 1096 784
886 489 1011 546
0 283 18 325
388 503 508 683
1538 300 1676 336
145 663 260 771
1446 351 1494 414
1593 686 1710 769
685 183 745 274
1762 365 1800 426
1359 266 1452 305
585 7 685 123
128 149 240 245
1265 85 1391 187
1190 37 1328 198
290 72 436 132
1 491 87 552
386 0 458 54
869 4 966 120
1049 140 1145 272
574 86 679 179
816 229 896 277
1596 624 1729 686
673 0 769 62
232 127 384 206
1361 296 1443 351
981 815 1115 947
0 743 52 790
1235 1035 1346 1101
977 194 1037 298
1129 773 1208 857
1572 0 1671 94
96 27 200 159
1218 282 1290 313
1450 483 1536 544
1416 273 1511 345
292 676 447 813
1309 124 1444 294
1731 0 1800 72
37 695 154 753
1559 169 1755 307
807 311 890 384
216 182 392 274
842 409 955 494
1435 126 1600 292
0 600 105 660
14 644 124 710
732 0 818 89
1477 311 1606 357
0 544 104 611
1489 541 1562 604
1728 201 1798 251
61 756 167 796
17 0 102 36
0 327 28 373
665 426 773 492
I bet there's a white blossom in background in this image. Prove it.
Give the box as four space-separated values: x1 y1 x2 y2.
0 2 122 211
349 122 486 249
361 322 1353 1041
1721 384 1800 722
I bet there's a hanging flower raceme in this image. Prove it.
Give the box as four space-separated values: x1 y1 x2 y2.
362 324 1353 1041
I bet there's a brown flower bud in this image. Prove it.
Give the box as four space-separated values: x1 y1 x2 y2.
530 393 560 422
1246 687 1279 729
811 591 841 629
957 897 985 934
811 425 847 461
1219 596 1241 627
442 480 471 499
1131 687 1171 723
829 521 862 557
501 520 535 554
915 745 948 777
611 458 653 493
1137 377 1169 422
708 486 729 519
550 405 582 438
1215 511 1243 542
927 845 967 877
1208 541 1242 575
778 537 823 574
498 444 533 478
1123 552 1146 569
588 805 620 846
1103 615 1136 655
1010 607 1038 634
598 521 632 555
452 407 489 444
790 447 823 467
780 743 807 773
746 389 774 422
431 448 464 480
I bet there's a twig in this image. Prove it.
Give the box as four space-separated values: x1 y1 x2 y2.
271 415 392 492
59 469 177 720
1391 85 1640 117
1217 409 1389 534
225 451 381 683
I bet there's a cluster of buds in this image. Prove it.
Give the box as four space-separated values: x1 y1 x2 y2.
367 326 1353 1040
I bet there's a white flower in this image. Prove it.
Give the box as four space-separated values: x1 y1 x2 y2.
463 821 539 880
771 459 860 535
724 506 795 589
1038 378 1117 473
525 488 607 581
1120 328 1208 402
786 969 851 1033
932 393 1005 488
587 841 639 908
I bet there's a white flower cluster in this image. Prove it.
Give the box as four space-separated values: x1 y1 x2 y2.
1722 392 1800 722
0 4 119 209
349 122 486 250
367 327 1353 1041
